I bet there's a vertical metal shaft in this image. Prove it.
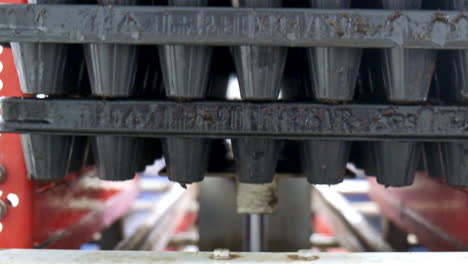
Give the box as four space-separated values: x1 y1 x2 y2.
245 214 266 252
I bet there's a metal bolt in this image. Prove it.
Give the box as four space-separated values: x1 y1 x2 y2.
297 250 319 261
0 165 6 182
212 249 231 260
0 200 7 219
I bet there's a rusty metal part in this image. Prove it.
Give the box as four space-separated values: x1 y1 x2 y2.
0 6 466 49
2 98 468 141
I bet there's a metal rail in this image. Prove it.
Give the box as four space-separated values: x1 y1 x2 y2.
312 185 393 252
115 184 194 251
0 5 466 48
0 250 467 264
1 98 468 141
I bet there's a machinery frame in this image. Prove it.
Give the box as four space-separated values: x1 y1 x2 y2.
0 1 467 258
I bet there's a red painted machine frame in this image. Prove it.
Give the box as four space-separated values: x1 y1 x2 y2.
0 0 139 248
369 173 468 251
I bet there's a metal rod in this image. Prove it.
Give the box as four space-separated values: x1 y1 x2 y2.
248 214 265 252
0 5 466 49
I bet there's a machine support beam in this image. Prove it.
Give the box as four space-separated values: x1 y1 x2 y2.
0 250 467 264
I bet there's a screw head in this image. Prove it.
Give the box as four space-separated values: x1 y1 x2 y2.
0 200 7 219
0 165 6 182
297 250 319 261
212 249 231 260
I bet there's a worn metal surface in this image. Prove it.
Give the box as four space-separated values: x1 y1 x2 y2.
368 172 468 251
2 98 468 140
0 5 466 48
1 250 468 264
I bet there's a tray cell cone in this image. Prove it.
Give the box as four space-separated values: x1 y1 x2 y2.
93 136 141 181
308 0 361 103
163 138 210 184
302 141 351 184
374 142 422 187
444 0 468 103
14 0 80 180
21 135 73 180
85 0 141 181
159 0 212 184
232 138 281 184
158 45 212 99
380 0 436 103
425 143 468 187
230 0 285 184
231 0 286 101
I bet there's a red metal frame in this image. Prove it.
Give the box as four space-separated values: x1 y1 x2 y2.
0 0 139 248
369 173 468 251
0 9 33 246
32 170 138 249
